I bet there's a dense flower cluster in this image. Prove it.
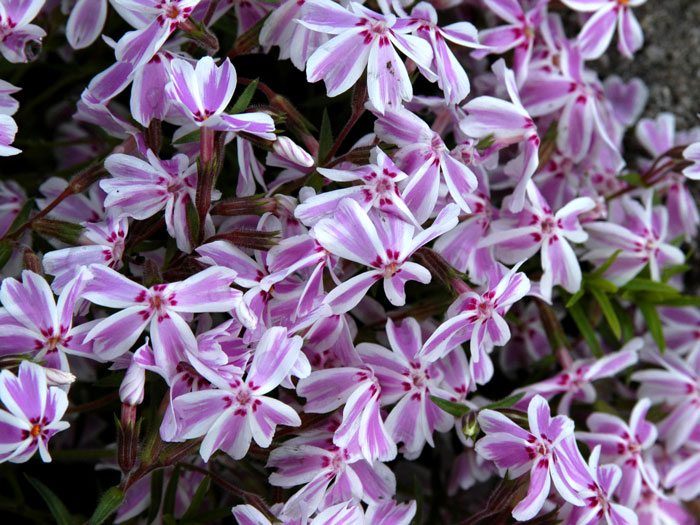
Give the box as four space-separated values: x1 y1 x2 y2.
0 0 699 524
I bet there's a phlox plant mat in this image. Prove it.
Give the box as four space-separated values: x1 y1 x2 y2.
0 0 699 524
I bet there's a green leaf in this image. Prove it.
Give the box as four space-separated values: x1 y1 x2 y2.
25 475 75 525
661 264 690 282
475 134 495 152
148 468 165 524
622 278 679 295
229 79 259 114
568 302 603 357
162 466 180 518
648 295 700 307
565 289 585 308
89 487 124 525
0 239 13 269
430 396 470 417
6 199 35 236
590 287 621 340
638 301 665 353
612 300 635 342
620 172 643 186
185 198 200 248
318 109 333 162
481 393 525 411
590 249 622 278
181 476 211 520
586 276 618 294
173 129 201 145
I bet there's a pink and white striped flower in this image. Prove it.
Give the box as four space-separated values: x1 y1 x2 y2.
471 0 546 86
564 446 638 525
357 317 467 459
297 366 397 464
0 0 45 63
102 150 202 253
0 361 70 463
577 398 658 507
460 60 540 212
584 193 685 285
300 0 434 114
475 395 588 521
373 105 477 224
420 264 530 375
482 182 595 301
167 56 275 138
313 199 459 311
171 327 302 461
0 269 97 372
295 147 416 227
113 0 201 67
405 2 484 104
561 0 647 59
82 264 252 367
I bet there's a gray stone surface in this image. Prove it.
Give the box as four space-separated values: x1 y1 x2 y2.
597 1 700 128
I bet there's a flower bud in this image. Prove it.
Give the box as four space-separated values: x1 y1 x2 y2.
119 360 145 407
271 136 315 168
44 367 77 387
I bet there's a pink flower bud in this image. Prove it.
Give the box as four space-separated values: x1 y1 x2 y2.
44 367 77 387
119 360 145 406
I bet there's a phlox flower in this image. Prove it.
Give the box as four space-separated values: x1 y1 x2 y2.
564 446 638 525
295 147 416 227
299 0 434 114
482 182 595 301
373 105 477 224
102 150 203 253
471 0 546 86
42 217 129 292
297 365 397 464
267 433 396 518
475 395 589 521
405 2 484 104
171 327 303 461
0 0 45 63
0 269 97 371
460 60 540 212
82 264 253 367
561 0 647 59
584 193 685 285
167 56 276 138
0 361 70 463
112 0 201 67
259 0 329 71
420 264 530 384
520 44 622 165
577 398 658 507
313 199 459 311
357 317 469 459
515 339 641 415
632 349 700 453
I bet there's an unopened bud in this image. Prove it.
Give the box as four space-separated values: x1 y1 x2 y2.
22 249 42 274
117 406 141 474
205 229 279 250
44 368 77 387
178 18 219 53
271 136 315 168
119 360 145 407
32 219 85 245
211 196 277 216
68 165 104 194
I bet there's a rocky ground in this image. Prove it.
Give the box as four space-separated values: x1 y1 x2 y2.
597 0 700 127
